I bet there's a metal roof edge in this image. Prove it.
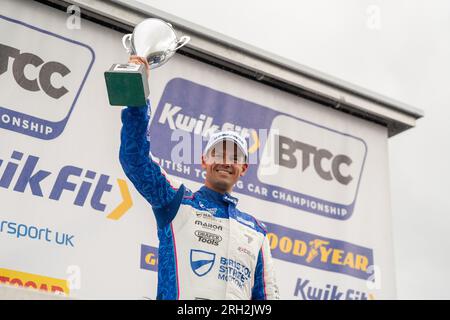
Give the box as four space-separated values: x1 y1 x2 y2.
112 0 424 120
46 0 424 136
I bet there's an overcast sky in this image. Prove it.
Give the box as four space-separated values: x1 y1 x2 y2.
135 0 450 299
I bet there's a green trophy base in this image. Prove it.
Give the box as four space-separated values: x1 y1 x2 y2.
104 63 149 107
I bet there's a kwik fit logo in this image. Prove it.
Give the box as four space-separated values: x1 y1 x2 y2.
294 278 373 300
150 78 366 220
265 222 375 281
0 14 94 140
0 150 132 220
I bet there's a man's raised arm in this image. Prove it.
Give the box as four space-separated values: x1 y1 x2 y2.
118 56 185 226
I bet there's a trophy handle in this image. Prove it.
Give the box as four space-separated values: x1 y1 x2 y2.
122 34 133 53
173 36 190 51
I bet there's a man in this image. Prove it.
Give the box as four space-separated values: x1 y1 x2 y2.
119 55 279 300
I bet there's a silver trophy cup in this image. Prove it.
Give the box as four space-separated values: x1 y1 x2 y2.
104 18 190 106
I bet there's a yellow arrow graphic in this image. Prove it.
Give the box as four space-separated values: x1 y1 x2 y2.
248 129 260 154
107 178 133 220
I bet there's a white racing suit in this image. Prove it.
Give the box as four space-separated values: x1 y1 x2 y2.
119 103 279 300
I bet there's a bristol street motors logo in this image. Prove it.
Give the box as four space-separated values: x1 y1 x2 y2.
150 78 366 220
190 249 216 277
0 14 94 140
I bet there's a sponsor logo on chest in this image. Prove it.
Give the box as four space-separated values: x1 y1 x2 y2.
194 230 222 246
195 220 223 231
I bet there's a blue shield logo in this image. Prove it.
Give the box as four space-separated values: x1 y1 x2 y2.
190 249 216 277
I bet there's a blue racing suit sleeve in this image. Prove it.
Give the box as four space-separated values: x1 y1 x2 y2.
119 101 184 227
252 235 280 300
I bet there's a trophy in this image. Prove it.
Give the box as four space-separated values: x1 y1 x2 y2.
104 18 190 106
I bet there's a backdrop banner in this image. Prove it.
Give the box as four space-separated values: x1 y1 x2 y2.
0 0 396 299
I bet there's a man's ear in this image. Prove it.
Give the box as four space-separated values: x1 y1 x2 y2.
240 163 249 177
201 155 207 169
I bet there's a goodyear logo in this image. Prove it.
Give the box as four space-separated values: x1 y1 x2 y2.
140 244 158 272
0 267 69 295
264 222 374 281
0 149 132 220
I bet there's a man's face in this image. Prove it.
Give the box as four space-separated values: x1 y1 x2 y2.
201 140 248 193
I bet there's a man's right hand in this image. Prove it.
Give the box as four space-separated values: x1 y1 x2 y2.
128 55 150 79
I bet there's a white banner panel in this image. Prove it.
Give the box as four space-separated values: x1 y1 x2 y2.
0 0 395 299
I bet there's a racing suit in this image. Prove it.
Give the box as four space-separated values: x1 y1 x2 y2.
119 102 279 300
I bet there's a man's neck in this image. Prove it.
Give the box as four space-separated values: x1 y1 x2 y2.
204 181 231 194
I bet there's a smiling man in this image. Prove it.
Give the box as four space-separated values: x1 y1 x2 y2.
119 55 279 300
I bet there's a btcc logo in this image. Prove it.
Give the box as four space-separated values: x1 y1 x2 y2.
275 134 353 185
151 77 367 220
258 114 367 219
0 15 94 140
0 43 70 99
